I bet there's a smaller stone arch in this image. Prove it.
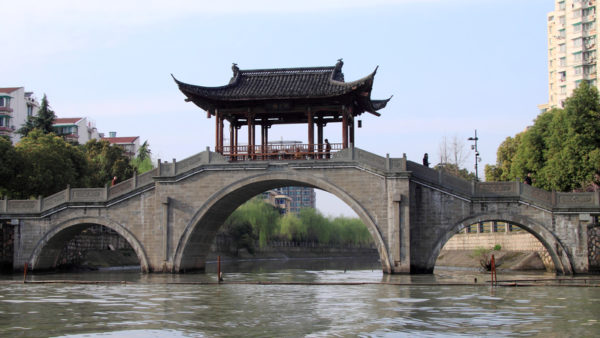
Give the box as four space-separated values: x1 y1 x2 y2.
172 171 391 273
429 213 574 275
29 216 150 272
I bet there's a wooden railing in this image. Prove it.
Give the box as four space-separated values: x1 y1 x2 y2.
220 143 343 161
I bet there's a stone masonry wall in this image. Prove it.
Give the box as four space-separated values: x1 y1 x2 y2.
588 224 600 272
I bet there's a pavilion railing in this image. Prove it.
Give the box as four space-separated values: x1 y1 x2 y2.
220 143 343 161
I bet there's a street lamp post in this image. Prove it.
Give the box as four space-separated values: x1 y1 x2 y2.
468 130 480 181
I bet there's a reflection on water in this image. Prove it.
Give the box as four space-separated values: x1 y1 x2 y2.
0 258 598 337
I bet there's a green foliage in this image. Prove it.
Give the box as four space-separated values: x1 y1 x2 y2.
130 140 154 174
17 95 56 137
137 140 151 161
85 139 134 187
131 157 154 174
220 198 374 249
0 137 23 197
434 163 477 181
14 130 88 198
486 81 600 192
493 244 502 251
221 220 255 256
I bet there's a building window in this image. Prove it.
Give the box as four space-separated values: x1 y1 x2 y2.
561 85 567 94
27 105 33 117
574 38 583 48
574 23 582 32
0 116 8 127
0 97 6 107
559 1 565 10
559 29 566 38
559 43 566 53
583 22 594 31
560 16 566 24
574 52 583 62
560 57 567 66
575 66 583 75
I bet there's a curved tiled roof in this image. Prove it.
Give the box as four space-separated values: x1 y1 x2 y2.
173 60 390 114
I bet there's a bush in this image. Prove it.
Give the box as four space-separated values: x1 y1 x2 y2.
493 244 502 251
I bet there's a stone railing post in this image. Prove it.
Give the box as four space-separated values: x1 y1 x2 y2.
516 180 521 196
157 159 162 176
172 158 177 176
37 195 42 212
401 153 407 171
66 185 71 202
104 183 109 201
385 153 390 171
1 196 7 213
552 190 557 207
471 181 476 195
207 147 211 163
133 171 138 188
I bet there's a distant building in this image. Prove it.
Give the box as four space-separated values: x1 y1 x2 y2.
262 190 292 214
101 132 140 159
53 117 100 144
271 186 316 214
540 0 598 112
0 87 39 144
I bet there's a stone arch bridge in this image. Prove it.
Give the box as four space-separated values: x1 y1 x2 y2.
1 148 599 274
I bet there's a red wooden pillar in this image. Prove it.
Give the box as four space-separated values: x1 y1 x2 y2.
229 122 235 159
342 109 348 149
260 123 266 159
219 115 224 153
349 116 355 147
247 115 252 159
215 110 221 153
307 107 314 157
317 119 323 159
234 125 239 157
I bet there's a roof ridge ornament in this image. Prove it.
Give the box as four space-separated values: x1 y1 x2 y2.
230 63 240 84
332 58 344 82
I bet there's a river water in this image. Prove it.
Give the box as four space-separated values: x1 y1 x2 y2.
1 258 599 337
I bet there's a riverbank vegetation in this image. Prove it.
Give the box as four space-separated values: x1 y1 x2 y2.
0 98 154 198
485 81 600 192
219 198 372 256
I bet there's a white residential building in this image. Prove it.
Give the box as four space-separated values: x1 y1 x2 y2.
101 132 140 159
540 0 598 111
53 117 101 145
0 87 39 144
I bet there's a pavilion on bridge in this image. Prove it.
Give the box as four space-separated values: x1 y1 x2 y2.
173 59 390 160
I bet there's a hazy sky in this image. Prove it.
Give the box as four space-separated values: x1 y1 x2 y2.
3 0 553 216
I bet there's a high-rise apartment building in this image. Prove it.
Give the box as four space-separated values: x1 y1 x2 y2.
540 0 598 111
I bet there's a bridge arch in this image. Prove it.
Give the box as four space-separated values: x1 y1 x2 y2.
429 213 574 275
173 171 391 273
29 216 150 272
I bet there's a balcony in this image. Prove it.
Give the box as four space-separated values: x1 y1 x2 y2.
0 126 13 133
0 106 13 113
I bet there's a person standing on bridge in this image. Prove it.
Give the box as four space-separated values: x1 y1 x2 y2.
423 153 430 167
325 139 331 159
524 172 532 185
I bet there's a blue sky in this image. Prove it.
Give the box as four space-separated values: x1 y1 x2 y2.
3 0 553 216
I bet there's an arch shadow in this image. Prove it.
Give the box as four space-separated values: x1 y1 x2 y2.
429 213 574 275
172 171 391 273
29 216 150 272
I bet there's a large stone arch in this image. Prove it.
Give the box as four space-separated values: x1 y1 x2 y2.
173 171 391 273
428 213 574 275
29 216 150 272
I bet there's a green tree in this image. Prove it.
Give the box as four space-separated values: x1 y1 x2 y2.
14 130 88 198
85 139 134 187
130 140 154 174
486 81 600 191
17 94 56 137
434 163 477 181
0 137 23 197
279 213 306 241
